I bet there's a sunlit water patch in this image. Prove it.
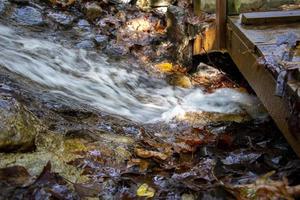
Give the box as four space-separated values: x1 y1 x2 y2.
0 24 268 123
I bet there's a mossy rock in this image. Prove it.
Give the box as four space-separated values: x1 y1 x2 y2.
0 95 41 152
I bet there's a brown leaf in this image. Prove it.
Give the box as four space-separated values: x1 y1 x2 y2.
34 161 67 186
135 148 168 160
127 158 150 172
49 0 75 7
74 183 102 198
0 166 33 186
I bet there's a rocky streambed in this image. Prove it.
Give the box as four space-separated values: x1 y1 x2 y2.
0 0 300 199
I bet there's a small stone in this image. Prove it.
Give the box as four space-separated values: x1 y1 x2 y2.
84 2 102 20
136 0 173 8
166 74 192 88
12 6 44 25
109 0 131 4
77 19 90 29
47 11 75 26
94 34 109 46
75 40 95 49
105 41 129 56
181 193 195 200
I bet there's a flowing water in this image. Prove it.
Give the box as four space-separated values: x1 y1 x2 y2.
0 24 267 123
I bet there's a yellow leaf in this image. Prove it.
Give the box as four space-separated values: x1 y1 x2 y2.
137 183 155 198
154 62 173 73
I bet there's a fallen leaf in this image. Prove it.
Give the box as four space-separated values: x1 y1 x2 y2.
137 183 155 198
127 158 150 172
74 182 102 198
154 62 173 73
49 0 75 7
135 148 168 160
0 166 33 186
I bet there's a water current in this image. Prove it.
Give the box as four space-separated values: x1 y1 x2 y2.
0 24 267 123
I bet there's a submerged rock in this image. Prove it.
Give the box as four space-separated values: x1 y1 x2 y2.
47 11 75 26
0 95 40 152
12 6 44 25
75 40 95 49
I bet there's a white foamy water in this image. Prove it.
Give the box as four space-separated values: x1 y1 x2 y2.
0 24 267 123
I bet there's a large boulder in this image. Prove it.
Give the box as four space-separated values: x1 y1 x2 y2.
166 6 192 66
0 95 40 152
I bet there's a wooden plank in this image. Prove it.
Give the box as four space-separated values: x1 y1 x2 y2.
216 0 227 49
193 0 202 16
242 10 300 25
226 22 300 157
227 16 300 157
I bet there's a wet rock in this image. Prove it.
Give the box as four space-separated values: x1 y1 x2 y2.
47 11 75 26
84 2 102 21
109 0 131 4
0 0 6 14
166 6 186 43
166 74 192 88
9 0 29 5
0 151 85 182
12 6 44 25
94 34 109 46
75 40 95 49
0 95 40 152
105 41 129 56
136 0 174 9
166 6 192 66
77 19 90 31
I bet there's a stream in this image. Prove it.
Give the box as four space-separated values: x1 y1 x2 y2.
0 24 266 123
0 1 299 199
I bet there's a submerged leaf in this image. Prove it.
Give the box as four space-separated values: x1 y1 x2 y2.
137 183 155 198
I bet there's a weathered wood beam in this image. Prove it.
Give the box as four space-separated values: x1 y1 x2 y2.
216 0 227 50
193 0 202 16
242 10 300 25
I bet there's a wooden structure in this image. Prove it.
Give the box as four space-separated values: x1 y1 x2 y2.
212 0 300 156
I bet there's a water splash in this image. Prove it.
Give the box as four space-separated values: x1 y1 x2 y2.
0 24 267 123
